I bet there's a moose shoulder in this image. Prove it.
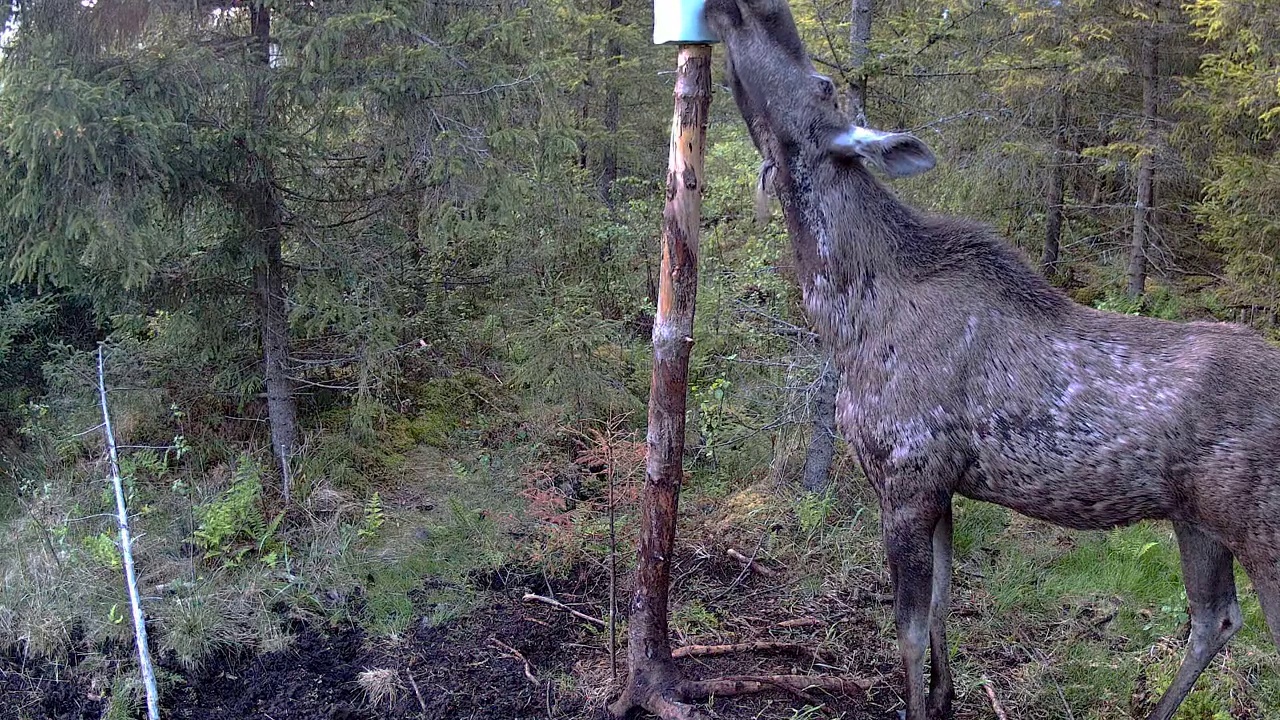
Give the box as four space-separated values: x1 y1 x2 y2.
704 0 1280 719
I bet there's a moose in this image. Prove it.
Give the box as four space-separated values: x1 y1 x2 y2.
702 0 1280 718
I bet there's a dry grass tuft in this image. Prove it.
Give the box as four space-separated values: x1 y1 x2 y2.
356 667 401 708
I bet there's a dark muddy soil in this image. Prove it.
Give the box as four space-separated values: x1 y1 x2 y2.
1 655 105 720
2 592 591 720
3 580 905 720
162 597 590 720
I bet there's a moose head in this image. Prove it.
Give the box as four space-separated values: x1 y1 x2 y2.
704 0 935 180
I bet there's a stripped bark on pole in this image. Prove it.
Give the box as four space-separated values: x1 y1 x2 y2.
610 43 712 719
97 346 161 720
608 39 871 720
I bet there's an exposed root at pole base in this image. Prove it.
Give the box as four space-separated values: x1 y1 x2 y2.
608 660 694 720
609 663 874 720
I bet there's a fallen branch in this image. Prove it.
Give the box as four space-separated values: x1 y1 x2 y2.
982 675 1010 720
672 641 835 664
611 673 874 720
713 534 771 603
522 593 607 627
727 547 779 577
683 674 873 699
489 638 538 685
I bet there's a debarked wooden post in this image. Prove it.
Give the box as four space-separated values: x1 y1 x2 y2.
609 3 716 718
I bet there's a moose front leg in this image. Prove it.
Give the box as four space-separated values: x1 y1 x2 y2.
881 496 950 720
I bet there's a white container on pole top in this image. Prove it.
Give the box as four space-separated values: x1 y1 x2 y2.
653 0 719 44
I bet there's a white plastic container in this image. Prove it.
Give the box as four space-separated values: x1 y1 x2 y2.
653 0 719 44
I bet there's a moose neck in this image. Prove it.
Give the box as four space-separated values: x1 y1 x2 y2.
772 153 915 344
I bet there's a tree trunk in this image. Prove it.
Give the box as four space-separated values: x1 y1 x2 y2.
801 354 838 492
846 0 873 125
579 32 594 171
1127 29 1159 298
598 0 622 203
249 2 297 501
609 44 711 720
1041 93 1068 276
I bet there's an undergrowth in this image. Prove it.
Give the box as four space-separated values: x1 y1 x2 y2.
3 273 1279 720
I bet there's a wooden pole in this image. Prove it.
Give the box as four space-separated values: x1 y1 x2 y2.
606 39 873 719
609 43 712 720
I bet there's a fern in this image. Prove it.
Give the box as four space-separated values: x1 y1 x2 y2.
358 492 385 539
83 531 122 569
191 454 284 566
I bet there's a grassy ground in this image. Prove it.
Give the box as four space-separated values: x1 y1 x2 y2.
649 461 1280 720
2 366 1279 719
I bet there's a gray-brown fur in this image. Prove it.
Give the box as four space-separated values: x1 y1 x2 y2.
703 0 1280 718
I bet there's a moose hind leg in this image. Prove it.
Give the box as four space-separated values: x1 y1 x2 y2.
927 503 954 719
1146 522 1241 720
883 498 947 720
1237 543 1280 650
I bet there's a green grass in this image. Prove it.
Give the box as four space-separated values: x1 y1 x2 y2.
672 600 723 638
952 497 1010 557
355 450 516 637
950 504 1280 719
103 674 141 720
700 480 1280 719
358 517 494 636
0 434 524 676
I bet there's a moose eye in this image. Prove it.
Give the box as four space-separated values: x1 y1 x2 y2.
813 74 836 101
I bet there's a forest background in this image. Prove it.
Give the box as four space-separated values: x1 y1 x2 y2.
1 0 1278 718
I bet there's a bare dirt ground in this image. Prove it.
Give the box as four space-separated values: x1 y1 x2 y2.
2 572 912 720
162 596 589 720
1 654 103 720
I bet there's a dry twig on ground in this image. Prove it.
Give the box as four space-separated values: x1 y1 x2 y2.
672 641 835 664
488 638 538 685
683 674 873 700
726 547 779 577
404 666 428 714
776 617 821 628
522 593 607 627
982 675 1011 720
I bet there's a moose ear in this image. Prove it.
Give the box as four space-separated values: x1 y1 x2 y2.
829 126 936 178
